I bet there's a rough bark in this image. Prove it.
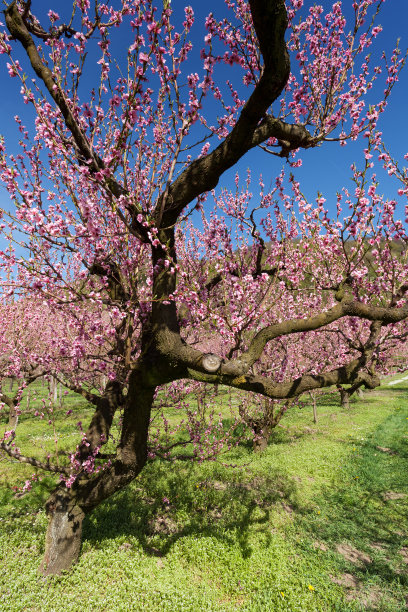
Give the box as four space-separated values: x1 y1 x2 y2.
253 427 271 452
338 386 351 410
40 492 85 575
337 373 376 410
241 398 288 452
77 380 123 459
189 355 382 400
38 376 156 575
0 386 19 428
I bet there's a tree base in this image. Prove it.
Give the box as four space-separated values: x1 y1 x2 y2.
253 428 271 452
39 503 85 576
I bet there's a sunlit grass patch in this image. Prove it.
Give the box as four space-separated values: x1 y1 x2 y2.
0 376 407 610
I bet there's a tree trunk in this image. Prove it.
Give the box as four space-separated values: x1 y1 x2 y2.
50 377 58 406
8 404 18 429
339 387 350 409
253 426 271 452
39 376 156 575
310 391 318 423
40 493 85 575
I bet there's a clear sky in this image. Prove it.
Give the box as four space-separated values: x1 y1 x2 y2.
0 0 407 241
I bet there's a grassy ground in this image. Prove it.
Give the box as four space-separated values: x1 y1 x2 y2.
0 378 407 611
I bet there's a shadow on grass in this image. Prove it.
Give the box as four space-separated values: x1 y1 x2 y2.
298 407 408 588
0 474 56 520
83 461 300 561
369 387 408 398
317 393 342 408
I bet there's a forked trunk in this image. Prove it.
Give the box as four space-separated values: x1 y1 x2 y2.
249 399 288 452
40 493 85 575
39 376 156 575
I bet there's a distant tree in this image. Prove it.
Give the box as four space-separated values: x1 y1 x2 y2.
0 300 50 427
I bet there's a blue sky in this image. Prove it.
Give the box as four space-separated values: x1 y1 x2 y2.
0 0 407 241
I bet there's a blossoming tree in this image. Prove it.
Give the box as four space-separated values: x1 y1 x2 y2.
0 0 407 574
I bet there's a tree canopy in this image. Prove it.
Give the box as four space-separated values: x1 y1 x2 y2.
0 0 407 574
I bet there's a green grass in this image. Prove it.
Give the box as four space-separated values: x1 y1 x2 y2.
1 378 407 610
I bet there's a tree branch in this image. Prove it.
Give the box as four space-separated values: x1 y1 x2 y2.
4 1 148 242
5 2 97 169
155 0 292 228
141 294 407 386
188 355 380 400
51 373 100 406
0 440 69 474
221 297 408 375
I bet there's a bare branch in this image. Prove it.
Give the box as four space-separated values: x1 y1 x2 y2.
51 373 100 406
0 441 69 474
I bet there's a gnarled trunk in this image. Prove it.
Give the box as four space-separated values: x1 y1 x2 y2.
247 399 289 452
338 378 371 410
39 376 156 575
40 492 85 575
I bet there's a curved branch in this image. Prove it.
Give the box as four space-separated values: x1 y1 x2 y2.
1 368 47 423
5 2 97 169
51 373 100 406
221 298 408 375
250 116 314 152
188 355 380 400
156 0 292 227
5 0 313 238
0 389 15 410
144 294 408 385
0 441 69 474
